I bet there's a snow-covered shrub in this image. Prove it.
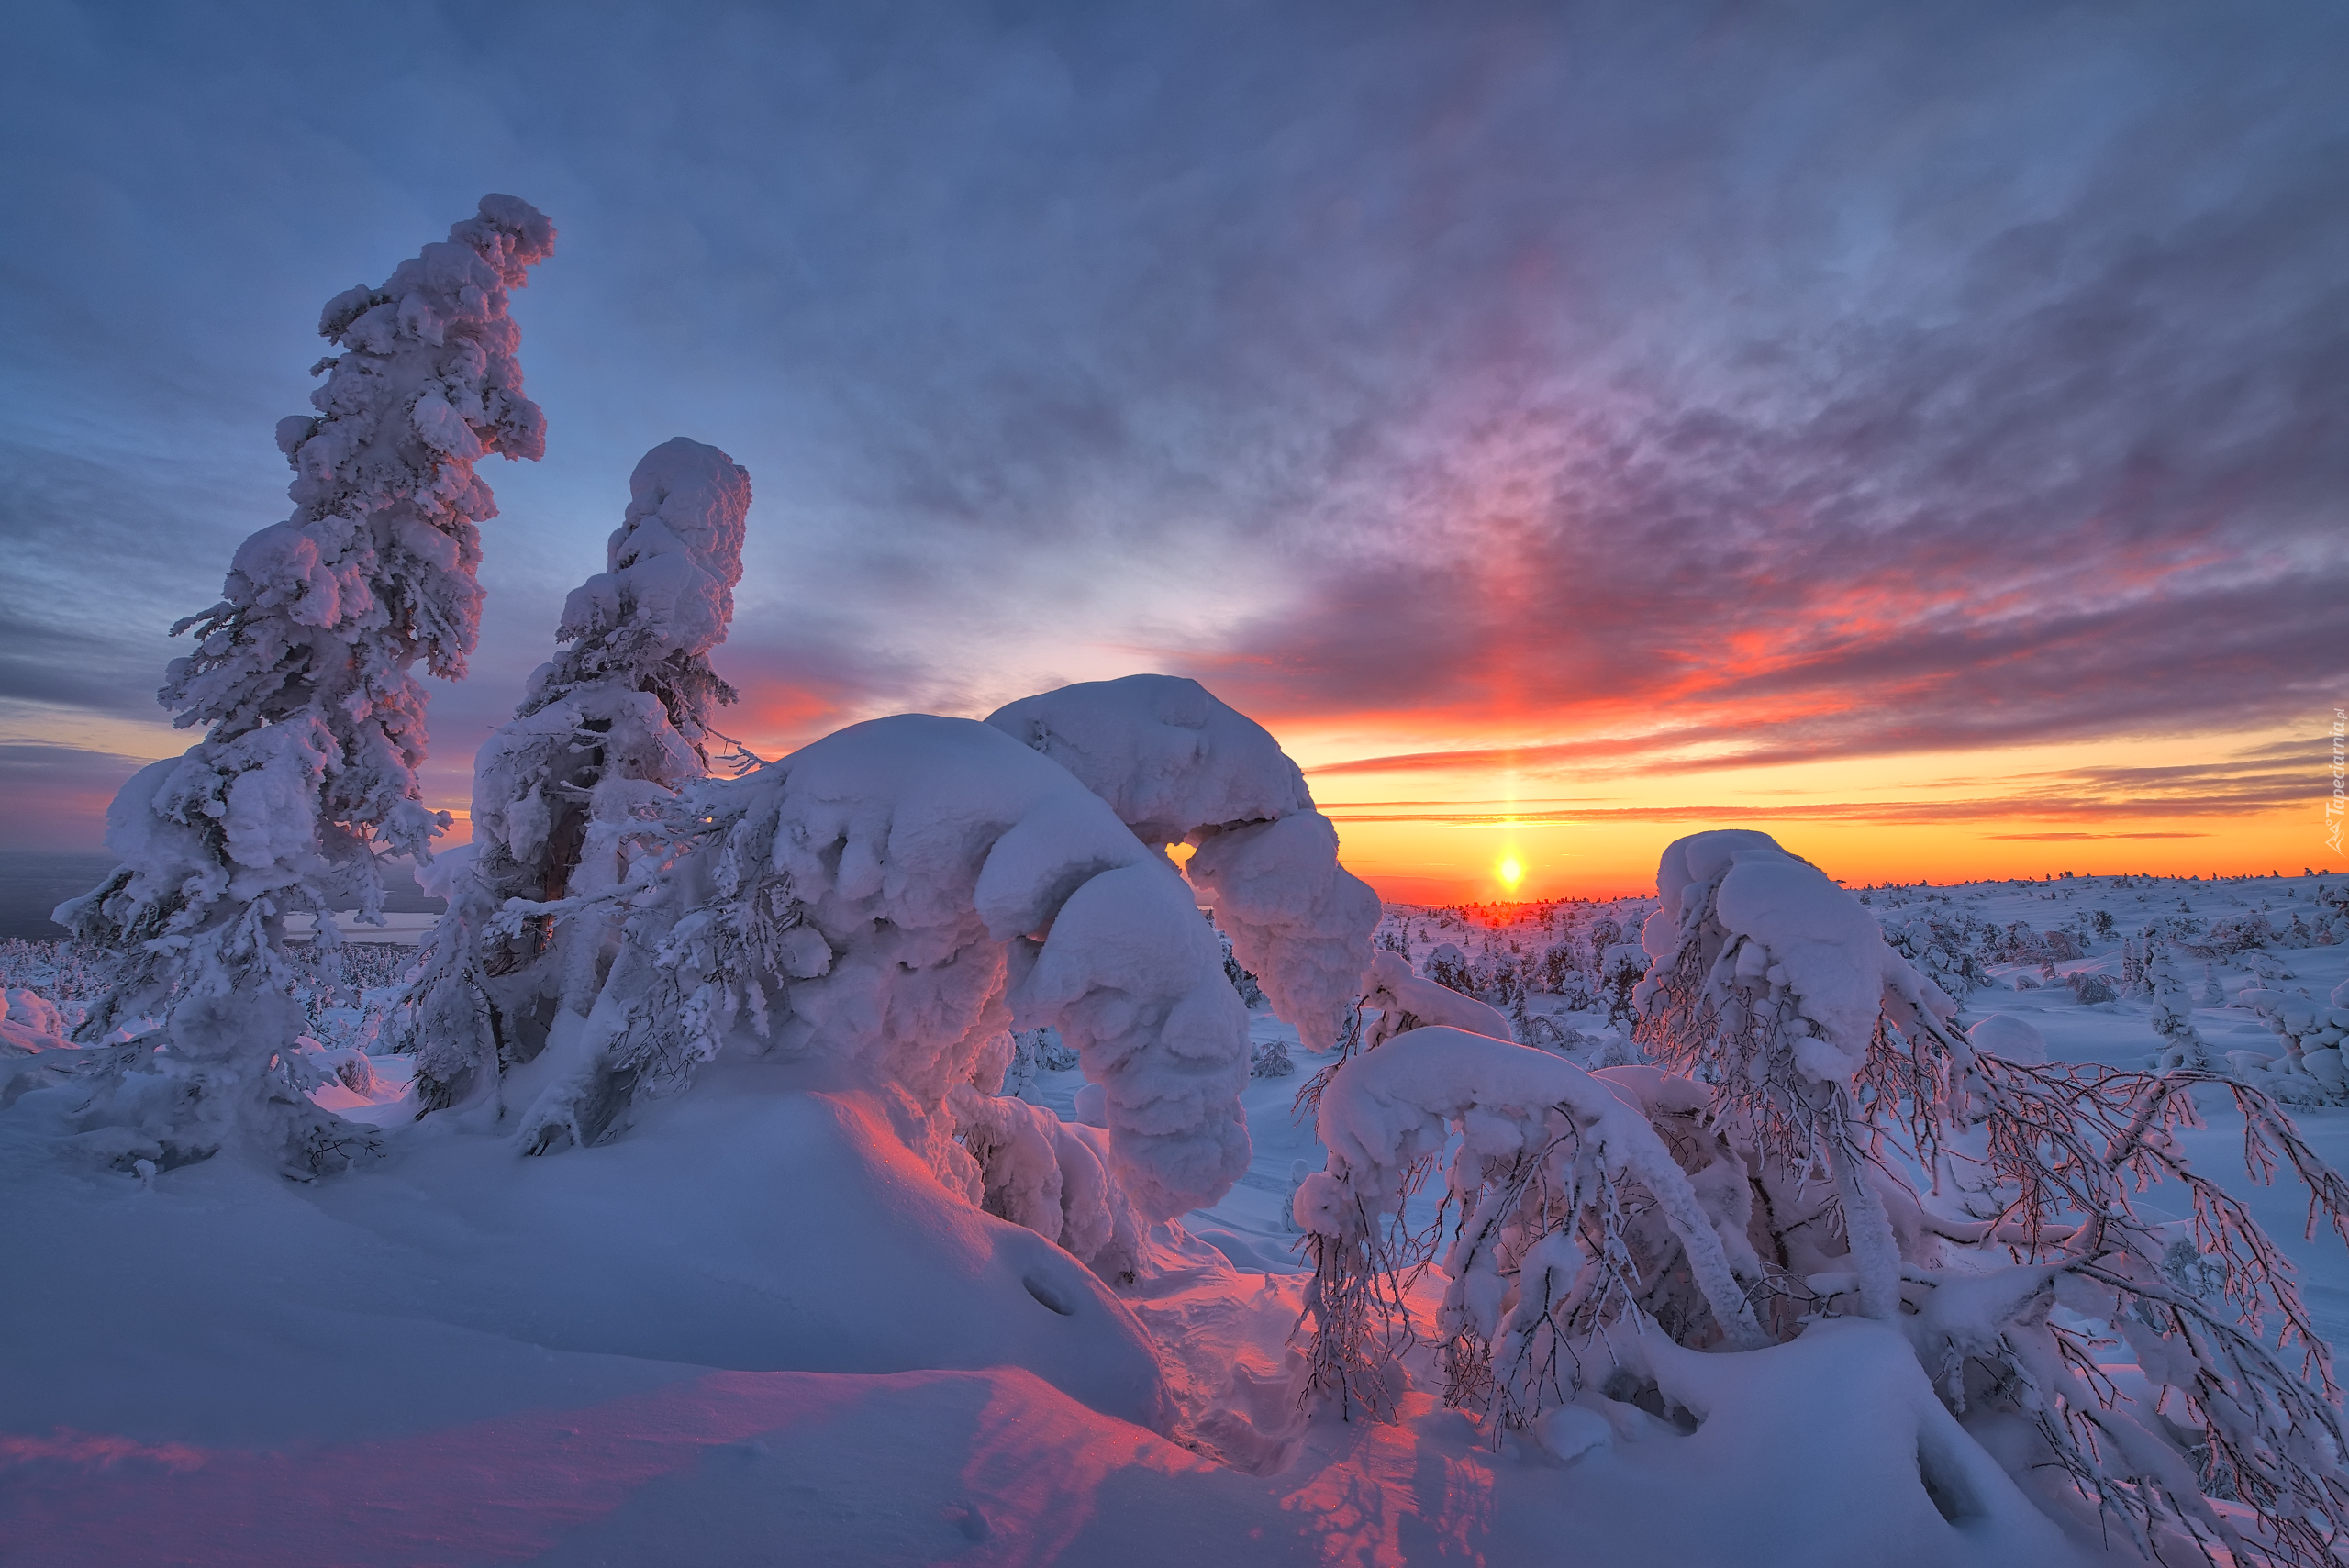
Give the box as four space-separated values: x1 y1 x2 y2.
2065 971 2118 1005
404 438 751 1109
51 196 553 1176
2232 981 2349 1103
2148 949 2217 1072
1 986 83 1110
1294 1026 1770 1424
1299 828 2349 1565
2 986 66 1042
503 714 1257 1225
1422 942 1475 996
1250 1037 1297 1078
1883 910 1991 1001
1360 949 1511 1049
1531 938 1593 1006
1597 941 1648 1025
2191 913 2279 959
985 673 1379 1055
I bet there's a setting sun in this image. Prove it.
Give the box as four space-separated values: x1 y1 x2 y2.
1497 854 1524 891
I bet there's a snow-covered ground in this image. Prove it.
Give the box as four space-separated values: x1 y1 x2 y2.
4 870 2345 1566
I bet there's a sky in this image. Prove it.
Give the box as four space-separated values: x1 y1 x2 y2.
3 0 2344 904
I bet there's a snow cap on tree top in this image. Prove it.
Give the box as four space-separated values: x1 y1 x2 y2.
558 438 751 661
1646 829 1902 1082
1650 828 1789 941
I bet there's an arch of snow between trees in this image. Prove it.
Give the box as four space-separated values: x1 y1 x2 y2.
24 195 2349 1567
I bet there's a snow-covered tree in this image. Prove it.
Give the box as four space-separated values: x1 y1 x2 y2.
501 714 1258 1219
478 673 1378 1284
984 674 1381 1056
2149 948 2218 1072
1298 829 2349 1565
57 195 554 1176
404 438 751 1110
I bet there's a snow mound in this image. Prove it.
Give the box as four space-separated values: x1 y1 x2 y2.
1965 1013 2048 1065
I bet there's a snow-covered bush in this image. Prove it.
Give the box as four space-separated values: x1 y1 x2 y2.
1297 828 2349 1565
2191 912 2280 959
1361 949 1511 1049
1883 909 1991 1001
404 438 751 1109
2 986 67 1042
2065 971 2118 1005
0 985 83 1111
1422 942 1475 996
1294 1027 1769 1424
51 196 553 1176
2148 949 2217 1072
502 714 1260 1226
1596 941 1649 1026
947 1080 1142 1280
984 673 1380 1055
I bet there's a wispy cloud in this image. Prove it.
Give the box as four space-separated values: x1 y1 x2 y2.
1317 740 2334 828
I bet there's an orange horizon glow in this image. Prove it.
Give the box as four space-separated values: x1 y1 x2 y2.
15 688 2332 908
1287 717 2339 906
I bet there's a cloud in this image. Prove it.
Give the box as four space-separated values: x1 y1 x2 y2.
1 0 2343 838
1985 831 2207 840
1316 738 2334 828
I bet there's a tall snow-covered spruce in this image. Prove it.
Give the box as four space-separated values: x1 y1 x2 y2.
404 438 751 1111
54 196 554 1176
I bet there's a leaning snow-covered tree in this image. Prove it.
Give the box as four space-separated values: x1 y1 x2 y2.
1297 828 2349 1567
53 195 554 1175
983 673 1382 1055
483 674 1376 1279
404 438 751 1111
507 715 1259 1220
